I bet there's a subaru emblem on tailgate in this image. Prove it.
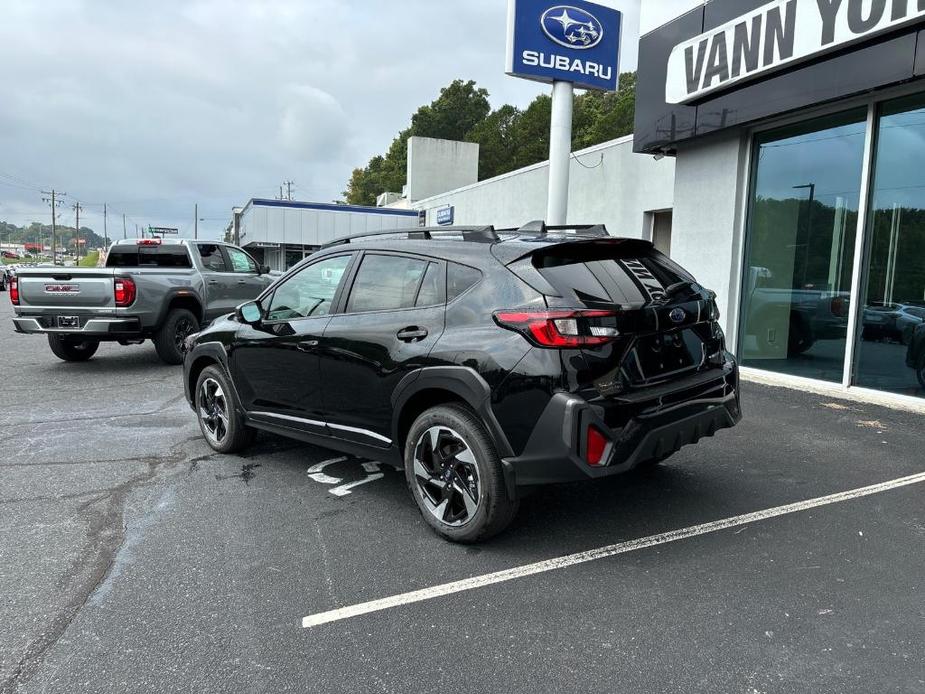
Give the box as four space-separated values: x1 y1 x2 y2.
669 308 686 324
541 6 604 49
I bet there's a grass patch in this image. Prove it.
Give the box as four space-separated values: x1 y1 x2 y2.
78 251 100 267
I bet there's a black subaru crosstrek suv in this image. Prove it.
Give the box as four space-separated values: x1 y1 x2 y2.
184 222 741 542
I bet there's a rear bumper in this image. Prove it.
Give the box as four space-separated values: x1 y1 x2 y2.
502 359 741 486
12 315 142 336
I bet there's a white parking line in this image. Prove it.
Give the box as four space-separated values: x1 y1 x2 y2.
301 470 925 629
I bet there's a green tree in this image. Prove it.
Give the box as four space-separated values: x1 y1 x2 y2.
466 104 521 180
344 72 638 204
345 80 491 205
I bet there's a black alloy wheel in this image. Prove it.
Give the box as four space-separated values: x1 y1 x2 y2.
405 404 518 543
412 426 482 527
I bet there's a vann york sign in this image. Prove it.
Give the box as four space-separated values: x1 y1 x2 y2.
666 0 925 104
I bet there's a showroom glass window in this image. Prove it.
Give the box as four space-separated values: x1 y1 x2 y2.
854 95 925 398
739 110 867 382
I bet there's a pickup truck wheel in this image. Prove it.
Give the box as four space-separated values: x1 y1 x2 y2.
154 309 199 365
405 404 518 543
196 365 256 453
48 334 100 362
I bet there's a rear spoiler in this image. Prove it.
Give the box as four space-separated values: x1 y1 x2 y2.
503 220 610 238
492 233 655 266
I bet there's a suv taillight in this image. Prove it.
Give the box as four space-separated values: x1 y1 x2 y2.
493 309 619 348
114 277 136 307
9 277 19 305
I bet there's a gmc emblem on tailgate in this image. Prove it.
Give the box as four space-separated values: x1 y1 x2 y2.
44 284 80 294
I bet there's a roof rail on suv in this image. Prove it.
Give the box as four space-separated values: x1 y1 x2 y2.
507 220 610 238
322 225 499 249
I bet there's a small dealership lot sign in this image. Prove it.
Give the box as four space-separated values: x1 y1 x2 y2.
506 0 622 91
436 206 455 226
666 0 925 104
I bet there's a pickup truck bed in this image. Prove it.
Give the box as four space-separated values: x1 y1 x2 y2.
10 239 274 364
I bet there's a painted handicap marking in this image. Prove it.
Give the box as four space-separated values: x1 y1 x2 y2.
307 456 349 485
306 457 386 497
329 467 384 497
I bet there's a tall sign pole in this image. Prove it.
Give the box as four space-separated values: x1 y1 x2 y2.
547 81 574 224
505 0 621 226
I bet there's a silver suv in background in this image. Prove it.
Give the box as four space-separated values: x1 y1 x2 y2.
10 238 275 364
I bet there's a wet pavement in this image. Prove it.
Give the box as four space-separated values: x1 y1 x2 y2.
0 298 923 694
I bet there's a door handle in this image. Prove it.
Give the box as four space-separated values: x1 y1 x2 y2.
297 340 319 352
207 279 219 284
237 280 247 285
397 327 428 342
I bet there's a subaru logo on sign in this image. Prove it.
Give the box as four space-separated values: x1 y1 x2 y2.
506 0 622 92
669 308 687 324
541 6 603 50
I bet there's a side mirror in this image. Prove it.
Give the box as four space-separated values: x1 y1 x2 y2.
259 265 271 275
236 300 264 326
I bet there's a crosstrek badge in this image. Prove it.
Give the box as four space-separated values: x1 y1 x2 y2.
506 0 622 92
666 0 925 104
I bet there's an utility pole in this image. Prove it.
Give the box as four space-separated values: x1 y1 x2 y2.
194 203 198 240
284 180 294 201
73 201 82 262
122 213 127 240
41 189 66 264
103 203 109 247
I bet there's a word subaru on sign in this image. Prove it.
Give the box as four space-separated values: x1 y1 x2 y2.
506 0 622 92
666 0 925 104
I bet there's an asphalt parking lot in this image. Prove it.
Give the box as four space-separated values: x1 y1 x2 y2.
1 297 923 694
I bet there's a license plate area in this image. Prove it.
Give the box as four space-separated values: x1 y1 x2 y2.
630 329 705 382
56 315 81 329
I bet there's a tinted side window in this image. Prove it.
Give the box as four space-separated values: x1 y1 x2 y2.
346 255 428 313
266 255 351 321
415 262 443 307
225 247 258 274
106 247 192 268
198 244 228 272
447 263 481 301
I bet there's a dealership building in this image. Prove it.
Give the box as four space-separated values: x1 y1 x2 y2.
233 0 925 406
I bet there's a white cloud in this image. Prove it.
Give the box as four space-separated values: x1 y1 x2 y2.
0 0 645 238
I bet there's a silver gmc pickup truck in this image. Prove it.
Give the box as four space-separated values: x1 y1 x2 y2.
10 238 275 364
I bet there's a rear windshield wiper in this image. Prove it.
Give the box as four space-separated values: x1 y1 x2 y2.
664 280 701 299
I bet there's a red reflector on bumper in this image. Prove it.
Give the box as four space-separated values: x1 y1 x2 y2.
586 425 608 466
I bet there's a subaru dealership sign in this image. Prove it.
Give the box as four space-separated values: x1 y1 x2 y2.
506 0 622 91
436 206 455 226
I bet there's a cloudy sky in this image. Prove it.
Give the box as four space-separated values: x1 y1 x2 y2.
0 0 694 240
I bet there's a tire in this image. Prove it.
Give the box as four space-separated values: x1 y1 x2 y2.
154 308 199 365
47 334 100 362
917 365 925 390
195 365 256 454
404 404 518 543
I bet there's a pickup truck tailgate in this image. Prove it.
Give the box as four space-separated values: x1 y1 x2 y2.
17 269 116 308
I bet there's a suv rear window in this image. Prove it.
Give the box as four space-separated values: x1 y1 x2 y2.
532 242 695 306
106 246 192 268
